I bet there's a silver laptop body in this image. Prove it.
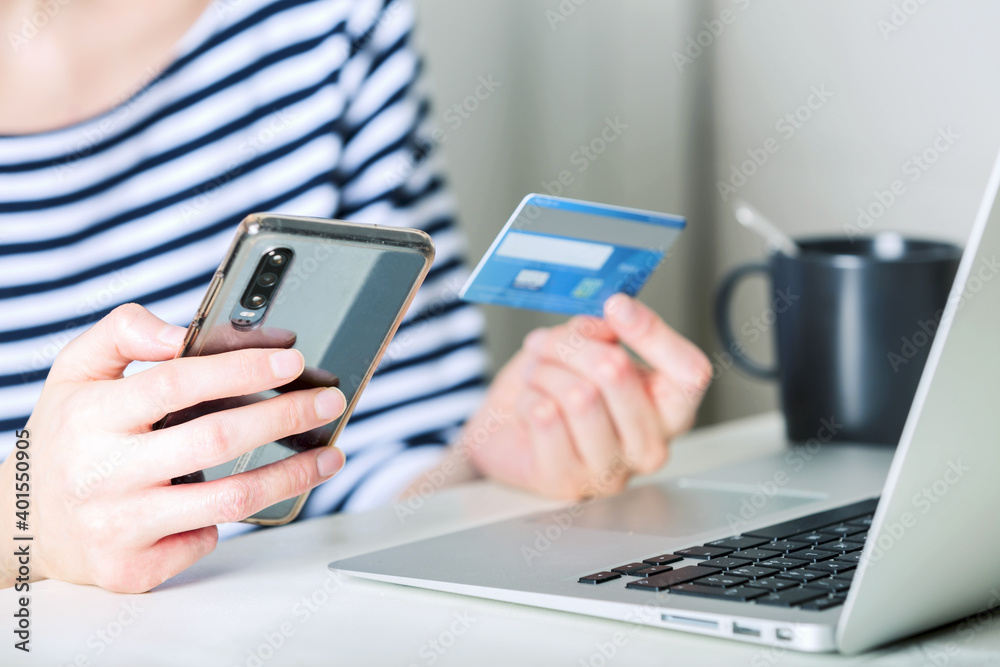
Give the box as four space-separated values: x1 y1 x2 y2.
330 150 1000 654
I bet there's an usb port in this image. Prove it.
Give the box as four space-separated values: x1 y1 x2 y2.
732 623 761 638
776 628 794 641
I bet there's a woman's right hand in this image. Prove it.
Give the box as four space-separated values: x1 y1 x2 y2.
0 304 347 593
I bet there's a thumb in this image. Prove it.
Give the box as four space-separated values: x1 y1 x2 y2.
48 303 187 383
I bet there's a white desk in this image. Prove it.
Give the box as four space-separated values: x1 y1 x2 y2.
6 413 1000 666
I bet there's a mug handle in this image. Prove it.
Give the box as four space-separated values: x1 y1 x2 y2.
714 263 780 380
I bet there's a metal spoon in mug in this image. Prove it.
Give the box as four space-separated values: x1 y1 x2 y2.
733 200 800 257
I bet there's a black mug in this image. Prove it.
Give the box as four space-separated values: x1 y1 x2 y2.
714 236 962 445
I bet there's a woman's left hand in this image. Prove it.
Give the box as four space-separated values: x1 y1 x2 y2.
458 294 713 500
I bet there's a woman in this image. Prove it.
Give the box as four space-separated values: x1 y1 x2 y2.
0 0 711 592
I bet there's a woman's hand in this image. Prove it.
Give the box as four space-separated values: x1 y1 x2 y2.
459 294 712 499
0 304 346 593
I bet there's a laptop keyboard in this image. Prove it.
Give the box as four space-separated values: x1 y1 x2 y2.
578 497 877 612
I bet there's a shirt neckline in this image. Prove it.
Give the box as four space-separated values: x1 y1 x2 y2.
0 1 227 141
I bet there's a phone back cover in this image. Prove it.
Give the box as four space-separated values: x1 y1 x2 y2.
162 213 434 524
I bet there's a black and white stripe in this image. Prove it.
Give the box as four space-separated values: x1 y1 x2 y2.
0 0 487 535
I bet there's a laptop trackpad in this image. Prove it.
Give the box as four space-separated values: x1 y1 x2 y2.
552 481 824 538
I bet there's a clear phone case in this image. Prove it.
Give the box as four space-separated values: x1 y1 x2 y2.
158 213 434 524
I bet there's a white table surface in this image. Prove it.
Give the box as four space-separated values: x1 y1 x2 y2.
5 412 999 666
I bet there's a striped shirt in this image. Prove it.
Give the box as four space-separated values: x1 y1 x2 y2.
0 0 487 537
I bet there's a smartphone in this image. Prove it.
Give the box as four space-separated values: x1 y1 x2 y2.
156 213 434 525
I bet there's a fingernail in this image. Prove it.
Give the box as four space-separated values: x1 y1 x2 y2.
157 325 187 347
262 327 297 347
607 294 637 325
524 329 548 354
316 447 345 478
315 387 346 420
270 349 303 379
262 327 294 340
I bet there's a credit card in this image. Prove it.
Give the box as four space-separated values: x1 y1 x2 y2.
460 194 685 316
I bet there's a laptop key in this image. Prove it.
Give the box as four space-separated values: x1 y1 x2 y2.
834 552 862 564
612 562 656 575
755 587 829 607
668 584 767 601
777 569 829 583
728 565 779 580
759 557 809 571
789 531 831 544
697 574 750 588
819 524 867 538
729 548 781 562
695 557 752 570
788 548 838 562
804 578 851 592
742 498 879 540
833 570 856 582
846 515 874 527
705 536 769 550
579 572 621 584
675 546 732 560
760 540 809 554
800 594 848 611
642 554 684 566
633 565 673 577
818 541 863 554
626 566 719 592
744 576 798 591
805 561 856 575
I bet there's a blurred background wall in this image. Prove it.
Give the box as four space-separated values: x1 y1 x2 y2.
413 0 1000 426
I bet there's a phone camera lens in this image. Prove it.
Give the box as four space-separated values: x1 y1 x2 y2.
248 294 267 309
268 253 286 267
258 272 277 287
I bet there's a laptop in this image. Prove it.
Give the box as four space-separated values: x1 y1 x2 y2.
329 149 1000 654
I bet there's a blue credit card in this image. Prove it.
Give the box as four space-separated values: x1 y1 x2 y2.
460 194 685 316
